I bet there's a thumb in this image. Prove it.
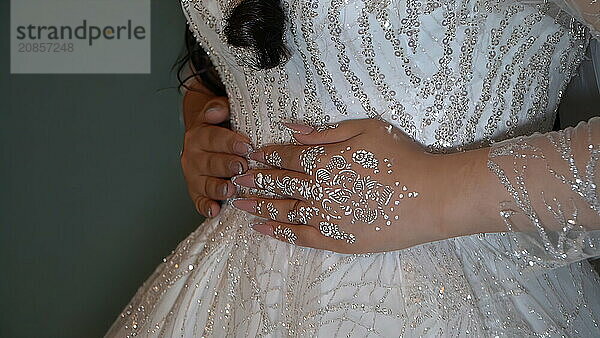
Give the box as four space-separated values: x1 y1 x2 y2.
183 88 230 128
201 97 230 125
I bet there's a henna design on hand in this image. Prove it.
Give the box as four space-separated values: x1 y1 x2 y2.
273 225 298 244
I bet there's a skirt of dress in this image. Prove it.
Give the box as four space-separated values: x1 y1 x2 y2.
106 206 600 337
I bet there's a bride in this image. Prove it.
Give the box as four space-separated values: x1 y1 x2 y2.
108 0 600 336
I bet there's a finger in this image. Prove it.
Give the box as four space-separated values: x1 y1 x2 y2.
231 170 317 201
250 221 354 252
183 151 248 177
249 144 327 175
184 91 230 126
186 174 236 201
182 83 214 128
231 198 323 226
191 195 221 218
283 119 366 145
200 97 230 125
185 124 252 156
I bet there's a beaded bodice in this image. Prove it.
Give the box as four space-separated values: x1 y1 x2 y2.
182 0 588 152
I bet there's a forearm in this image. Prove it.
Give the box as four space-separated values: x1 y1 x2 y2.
441 116 600 240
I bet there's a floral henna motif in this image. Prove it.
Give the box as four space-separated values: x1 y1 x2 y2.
255 172 324 201
319 221 356 244
352 149 379 169
300 146 325 175
256 200 265 214
317 151 395 226
255 146 421 244
273 225 298 245
287 206 319 224
266 202 279 220
265 151 282 167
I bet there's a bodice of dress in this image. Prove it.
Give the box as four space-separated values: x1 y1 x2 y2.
181 0 589 152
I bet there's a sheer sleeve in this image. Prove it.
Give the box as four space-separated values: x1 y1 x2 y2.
549 0 600 39
486 116 600 271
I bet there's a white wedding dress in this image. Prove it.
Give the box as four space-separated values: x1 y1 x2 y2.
107 0 600 336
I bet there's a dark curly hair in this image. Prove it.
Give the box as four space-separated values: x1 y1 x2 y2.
174 0 289 95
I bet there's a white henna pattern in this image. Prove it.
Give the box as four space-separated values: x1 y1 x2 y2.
318 153 394 226
273 225 298 245
255 172 324 201
352 149 379 169
300 146 325 175
265 151 282 167
266 202 279 220
319 221 356 244
255 147 421 243
287 206 319 224
315 123 339 132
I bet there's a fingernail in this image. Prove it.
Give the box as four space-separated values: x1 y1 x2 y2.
231 173 255 188
205 107 224 121
222 183 229 197
233 141 252 156
207 207 213 218
248 151 265 162
231 199 257 213
251 222 273 236
283 123 314 135
229 161 244 175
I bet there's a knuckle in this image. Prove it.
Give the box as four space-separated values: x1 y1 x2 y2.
199 177 210 197
226 136 237 154
290 199 303 213
194 197 205 214
193 198 204 213
189 178 207 199
207 157 218 174
207 178 222 198
181 155 198 175
195 158 210 176
185 126 210 151
209 157 225 176
181 158 190 175
238 157 249 173
183 129 194 147
202 126 215 145
208 131 224 151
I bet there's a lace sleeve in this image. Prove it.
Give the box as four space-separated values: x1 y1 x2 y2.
550 0 600 39
486 116 600 271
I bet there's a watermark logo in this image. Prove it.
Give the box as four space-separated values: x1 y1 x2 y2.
11 0 151 74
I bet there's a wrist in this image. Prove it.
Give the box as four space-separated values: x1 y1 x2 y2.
432 147 507 240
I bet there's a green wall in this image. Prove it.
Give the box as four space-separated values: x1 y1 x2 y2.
1 1 204 337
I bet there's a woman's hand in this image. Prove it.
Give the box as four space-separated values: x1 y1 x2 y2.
181 80 253 218
230 119 473 254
